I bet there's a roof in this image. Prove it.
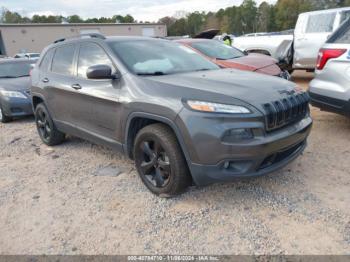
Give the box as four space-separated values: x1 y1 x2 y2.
106 36 164 42
0 23 165 27
301 6 350 15
47 35 167 48
174 38 213 43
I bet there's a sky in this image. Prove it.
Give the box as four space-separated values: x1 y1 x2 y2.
1 0 277 22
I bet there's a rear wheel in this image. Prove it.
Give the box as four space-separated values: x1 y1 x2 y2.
0 105 12 123
134 124 192 197
35 103 65 146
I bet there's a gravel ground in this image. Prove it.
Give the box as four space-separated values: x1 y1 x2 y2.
0 71 349 255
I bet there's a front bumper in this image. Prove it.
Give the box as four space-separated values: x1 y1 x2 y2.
176 110 312 186
309 92 350 117
0 95 33 117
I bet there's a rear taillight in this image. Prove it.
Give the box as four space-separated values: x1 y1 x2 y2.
316 48 346 70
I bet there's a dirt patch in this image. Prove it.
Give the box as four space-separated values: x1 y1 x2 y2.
0 71 349 255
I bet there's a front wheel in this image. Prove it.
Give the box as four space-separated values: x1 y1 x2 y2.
35 103 65 146
134 124 192 197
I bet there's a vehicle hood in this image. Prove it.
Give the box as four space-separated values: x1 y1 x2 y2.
216 53 278 71
0 77 30 92
194 29 220 39
143 69 296 108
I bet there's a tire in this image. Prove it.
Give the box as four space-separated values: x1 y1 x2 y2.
35 103 65 146
0 105 12 123
134 123 192 197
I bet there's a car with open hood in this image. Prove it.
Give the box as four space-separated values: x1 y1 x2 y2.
175 38 290 80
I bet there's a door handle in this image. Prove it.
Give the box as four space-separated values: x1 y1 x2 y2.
71 84 82 90
42 78 49 83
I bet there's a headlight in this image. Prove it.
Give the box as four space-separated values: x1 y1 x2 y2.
0 90 27 99
187 100 250 114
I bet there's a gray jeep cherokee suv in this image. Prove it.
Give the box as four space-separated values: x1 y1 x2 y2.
31 34 312 197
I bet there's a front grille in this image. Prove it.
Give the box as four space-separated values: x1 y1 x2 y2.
263 92 310 131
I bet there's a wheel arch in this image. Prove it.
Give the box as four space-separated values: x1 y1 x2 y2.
31 94 46 110
124 113 192 169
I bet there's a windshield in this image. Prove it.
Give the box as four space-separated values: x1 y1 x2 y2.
190 40 245 60
0 62 32 78
108 40 219 75
30 54 40 58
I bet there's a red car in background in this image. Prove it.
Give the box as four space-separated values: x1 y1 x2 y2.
175 38 290 80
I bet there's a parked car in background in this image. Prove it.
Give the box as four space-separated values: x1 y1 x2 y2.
0 58 36 123
14 53 40 59
233 7 350 71
175 38 290 80
31 34 312 197
309 18 350 117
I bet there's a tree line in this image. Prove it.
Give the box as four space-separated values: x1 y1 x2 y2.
0 8 136 24
161 0 350 36
1 0 350 36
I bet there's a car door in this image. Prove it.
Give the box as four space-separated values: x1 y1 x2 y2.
39 43 79 125
294 11 337 69
72 41 121 141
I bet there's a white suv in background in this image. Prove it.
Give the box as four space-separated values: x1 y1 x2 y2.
309 18 350 117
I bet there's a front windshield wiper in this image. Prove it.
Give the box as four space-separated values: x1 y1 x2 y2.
194 68 212 72
137 71 166 76
16 75 30 78
216 56 241 60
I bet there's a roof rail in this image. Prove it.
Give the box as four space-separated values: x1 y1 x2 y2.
53 33 106 44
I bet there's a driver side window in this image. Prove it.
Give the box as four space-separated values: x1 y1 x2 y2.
77 42 114 79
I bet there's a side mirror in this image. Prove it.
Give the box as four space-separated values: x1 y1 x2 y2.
86 64 119 80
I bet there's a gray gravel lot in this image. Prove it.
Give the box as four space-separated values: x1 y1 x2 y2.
0 71 349 255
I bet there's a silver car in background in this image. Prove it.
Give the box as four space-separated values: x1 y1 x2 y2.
234 7 350 71
309 18 350 117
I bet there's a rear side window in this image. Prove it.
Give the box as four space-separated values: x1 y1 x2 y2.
340 10 350 24
305 13 336 33
40 49 54 71
328 19 350 44
51 44 76 75
333 27 350 44
77 42 114 78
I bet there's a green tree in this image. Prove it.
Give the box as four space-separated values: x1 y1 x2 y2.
2 9 24 23
186 11 206 35
67 15 84 23
257 2 275 32
240 0 258 33
275 0 313 30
